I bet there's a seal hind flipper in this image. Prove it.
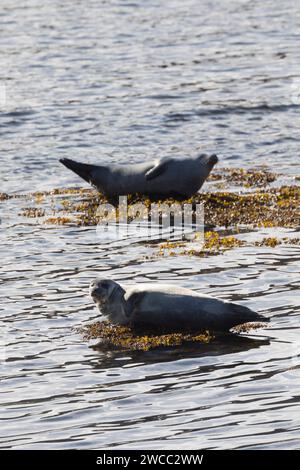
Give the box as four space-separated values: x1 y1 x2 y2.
60 158 97 184
228 303 270 328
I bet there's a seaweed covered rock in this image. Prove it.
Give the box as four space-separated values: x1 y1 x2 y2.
78 321 214 351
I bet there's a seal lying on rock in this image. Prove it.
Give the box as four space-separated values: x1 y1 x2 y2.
60 153 218 201
89 279 269 332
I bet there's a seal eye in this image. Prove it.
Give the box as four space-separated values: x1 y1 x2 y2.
100 281 110 289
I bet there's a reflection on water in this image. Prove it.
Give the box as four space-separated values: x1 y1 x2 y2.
1 0 300 450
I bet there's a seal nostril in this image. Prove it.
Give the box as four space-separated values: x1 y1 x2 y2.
210 154 218 165
90 287 98 297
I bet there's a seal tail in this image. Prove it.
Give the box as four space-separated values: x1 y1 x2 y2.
230 303 270 327
60 158 96 184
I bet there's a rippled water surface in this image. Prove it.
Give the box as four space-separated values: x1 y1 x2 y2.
1 0 300 449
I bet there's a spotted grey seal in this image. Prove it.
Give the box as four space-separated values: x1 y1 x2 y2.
89 279 269 332
60 153 218 201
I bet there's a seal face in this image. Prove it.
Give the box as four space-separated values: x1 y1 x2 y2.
90 279 128 325
89 279 270 332
60 153 218 201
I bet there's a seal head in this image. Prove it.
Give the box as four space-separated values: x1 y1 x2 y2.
90 278 128 325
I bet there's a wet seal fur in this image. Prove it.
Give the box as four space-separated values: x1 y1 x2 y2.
60 153 218 202
90 279 269 332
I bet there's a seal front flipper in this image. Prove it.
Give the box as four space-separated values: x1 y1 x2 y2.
145 158 171 181
60 158 98 185
125 291 146 320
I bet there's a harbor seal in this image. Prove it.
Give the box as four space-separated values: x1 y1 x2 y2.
89 279 269 332
60 153 218 202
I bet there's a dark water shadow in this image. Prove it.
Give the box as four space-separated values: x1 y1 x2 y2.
89 333 270 369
